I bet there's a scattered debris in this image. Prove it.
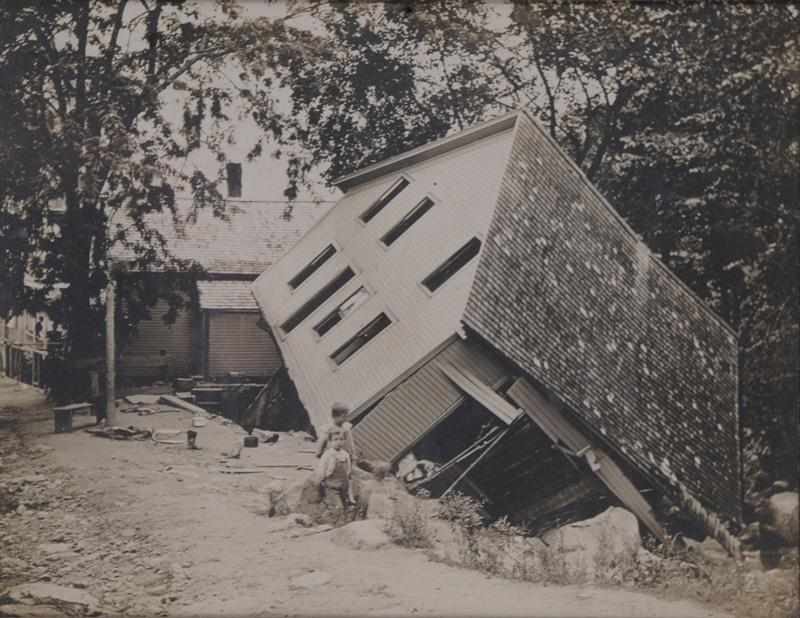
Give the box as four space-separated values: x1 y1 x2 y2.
242 435 259 448
158 395 210 417
254 464 313 471
151 429 185 445
85 426 152 441
53 402 94 434
252 428 279 444
124 395 162 406
212 468 270 475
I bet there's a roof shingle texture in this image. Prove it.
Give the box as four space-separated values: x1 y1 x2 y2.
196 280 259 310
463 113 741 521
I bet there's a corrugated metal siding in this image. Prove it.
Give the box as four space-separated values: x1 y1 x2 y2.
122 299 193 377
208 311 281 378
353 337 511 463
252 129 515 428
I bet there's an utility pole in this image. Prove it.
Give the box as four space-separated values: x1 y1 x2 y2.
105 277 117 425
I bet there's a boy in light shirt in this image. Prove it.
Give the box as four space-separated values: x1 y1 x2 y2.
316 427 354 508
315 402 355 459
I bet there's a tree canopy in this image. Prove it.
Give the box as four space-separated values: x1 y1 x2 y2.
0 0 316 361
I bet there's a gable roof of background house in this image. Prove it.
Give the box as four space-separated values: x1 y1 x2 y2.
111 200 332 275
196 280 259 310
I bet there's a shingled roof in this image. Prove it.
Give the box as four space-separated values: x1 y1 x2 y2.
112 200 331 275
196 280 259 310
462 111 740 520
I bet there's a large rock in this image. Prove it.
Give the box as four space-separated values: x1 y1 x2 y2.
767 492 799 546
330 519 391 550
542 507 641 579
426 519 464 563
365 480 417 520
4 583 100 614
269 476 322 517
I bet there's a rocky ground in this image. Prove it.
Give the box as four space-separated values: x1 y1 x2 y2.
0 376 772 617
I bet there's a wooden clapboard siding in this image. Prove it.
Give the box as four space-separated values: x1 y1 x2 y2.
353 337 512 463
252 128 515 428
121 299 193 378
207 311 281 378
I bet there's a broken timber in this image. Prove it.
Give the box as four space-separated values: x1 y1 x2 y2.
158 395 211 417
440 360 666 541
505 377 666 541
442 422 514 498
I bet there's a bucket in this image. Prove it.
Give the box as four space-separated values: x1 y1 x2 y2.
54 409 72 433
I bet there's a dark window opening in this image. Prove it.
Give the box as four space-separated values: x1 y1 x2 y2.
313 286 370 337
288 244 337 290
330 313 392 366
421 237 482 292
413 398 502 465
360 177 410 223
226 162 242 198
281 267 355 333
381 197 435 246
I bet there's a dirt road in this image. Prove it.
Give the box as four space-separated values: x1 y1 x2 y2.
0 377 729 617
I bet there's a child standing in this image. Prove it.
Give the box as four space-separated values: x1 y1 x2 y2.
316 427 354 509
315 402 355 459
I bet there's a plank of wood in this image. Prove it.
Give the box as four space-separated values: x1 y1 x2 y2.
439 361 520 425
54 402 93 413
213 468 269 475
514 476 601 523
507 377 665 541
159 395 211 417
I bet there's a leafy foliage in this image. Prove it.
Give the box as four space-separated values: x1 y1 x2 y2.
0 0 318 399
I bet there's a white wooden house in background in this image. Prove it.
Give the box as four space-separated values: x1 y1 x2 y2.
253 110 742 538
112 199 330 381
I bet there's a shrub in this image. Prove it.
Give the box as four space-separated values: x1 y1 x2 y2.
387 490 433 549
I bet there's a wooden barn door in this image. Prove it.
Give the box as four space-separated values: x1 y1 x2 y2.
207 311 281 378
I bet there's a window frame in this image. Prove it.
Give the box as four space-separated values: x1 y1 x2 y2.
329 312 393 368
380 195 436 247
312 285 371 339
359 176 411 224
280 266 356 335
420 236 483 294
287 243 338 291
225 162 242 198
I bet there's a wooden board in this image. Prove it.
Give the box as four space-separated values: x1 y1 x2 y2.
507 377 665 541
158 395 211 417
439 361 520 425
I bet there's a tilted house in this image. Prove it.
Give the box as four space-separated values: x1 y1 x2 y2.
252 110 741 536
112 200 329 381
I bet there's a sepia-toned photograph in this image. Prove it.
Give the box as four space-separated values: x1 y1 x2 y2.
0 1 797 617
